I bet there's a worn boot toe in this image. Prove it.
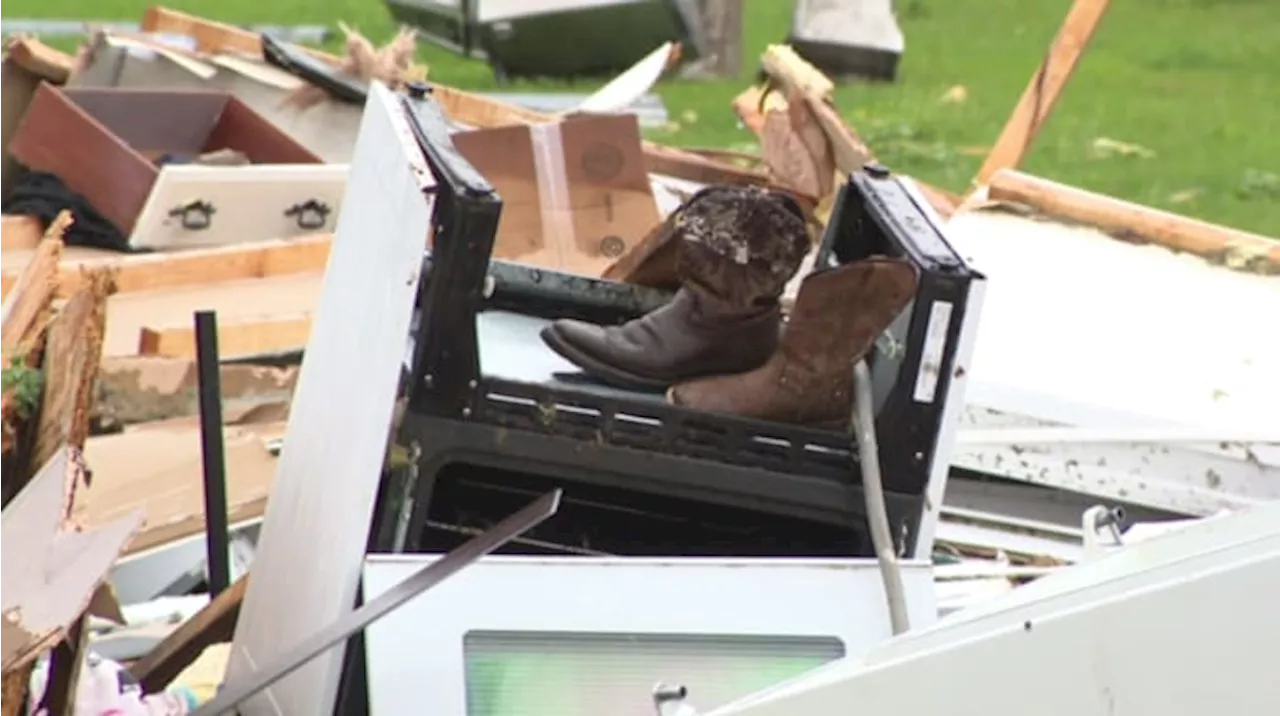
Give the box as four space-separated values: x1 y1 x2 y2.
540 319 673 390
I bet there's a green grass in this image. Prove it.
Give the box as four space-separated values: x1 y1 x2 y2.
7 0 1279 234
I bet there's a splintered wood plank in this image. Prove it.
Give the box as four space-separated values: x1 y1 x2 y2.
103 273 322 357
3 36 74 82
989 169 1280 272
95 356 298 428
138 313 313 359
226 82 436 716
761 46 872 173
129 574 248 692
30 268 115 471
0 234 331 301
78 419 284 555
2 213 69 458
756 46 959 219
973 0 1112 187
140 6 337 64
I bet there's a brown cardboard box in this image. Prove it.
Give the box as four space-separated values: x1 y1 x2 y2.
452 113 660 277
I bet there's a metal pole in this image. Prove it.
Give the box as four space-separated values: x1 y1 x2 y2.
195 310 231 597
191 489 563 716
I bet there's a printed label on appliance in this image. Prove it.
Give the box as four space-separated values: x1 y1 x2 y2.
913 300 953 404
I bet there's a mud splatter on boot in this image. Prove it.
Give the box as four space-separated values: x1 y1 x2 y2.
541 186 811 390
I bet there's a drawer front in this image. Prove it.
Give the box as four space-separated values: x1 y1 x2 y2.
131 164 349 250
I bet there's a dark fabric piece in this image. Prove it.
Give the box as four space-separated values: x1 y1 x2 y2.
3 170 132 251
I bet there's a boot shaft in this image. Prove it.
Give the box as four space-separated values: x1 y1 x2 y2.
674 186 812 309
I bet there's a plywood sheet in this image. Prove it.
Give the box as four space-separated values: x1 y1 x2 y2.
79 419 284 555
225 82 435 716
945 208 1280 430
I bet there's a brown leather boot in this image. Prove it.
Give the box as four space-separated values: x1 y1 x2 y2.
667 257 919 426
540 186 810 390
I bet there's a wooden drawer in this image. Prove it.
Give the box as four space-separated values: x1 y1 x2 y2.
8 83 323 249
69 35 364 163
131 163 348 251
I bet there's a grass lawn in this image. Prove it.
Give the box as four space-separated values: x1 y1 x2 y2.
7 0 1279 235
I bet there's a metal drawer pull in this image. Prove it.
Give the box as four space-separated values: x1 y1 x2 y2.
284 199 332 230
168 199 215 230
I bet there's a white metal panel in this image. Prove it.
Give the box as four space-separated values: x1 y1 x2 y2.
225 82 435 716
362 556 938 716
709 502 1280 716
937 208 1280 518
945 209 1280 432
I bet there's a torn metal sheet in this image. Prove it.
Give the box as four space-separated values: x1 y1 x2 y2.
942 207 1280 517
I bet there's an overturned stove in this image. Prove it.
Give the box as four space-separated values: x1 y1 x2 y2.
314 83 985 715
361 91 985 564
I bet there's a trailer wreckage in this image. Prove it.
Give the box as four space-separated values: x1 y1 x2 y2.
2 2 1277 714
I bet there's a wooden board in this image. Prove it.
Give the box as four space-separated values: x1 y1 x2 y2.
102 273 322 356
988 169 1280 273
138 313 313 359
225 82 436 716
79 419 284 556
95 356 298 428
129 574 248 692
130 164 348 251
1 233 331 301
29 268 113 470
973 0 1112 187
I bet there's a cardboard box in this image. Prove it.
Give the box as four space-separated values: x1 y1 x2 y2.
8 84 344 250
452 113 660 277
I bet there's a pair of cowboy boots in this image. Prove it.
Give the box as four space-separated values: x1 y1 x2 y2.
539 186 919 428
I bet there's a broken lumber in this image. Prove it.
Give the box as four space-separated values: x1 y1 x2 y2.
989 169 1280 273
1 233 332 301
756 47 960 219
138 6 776 189
973 0 1112 187
95 356 298 429
3 35 73 82
141 6 335 64
138 313 313 360
2 213 69 459
761 45 873 175
129 574 248 693
29 268 115 471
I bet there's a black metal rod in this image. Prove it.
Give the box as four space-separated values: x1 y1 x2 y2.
190 489 563 716
194 310 231 597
